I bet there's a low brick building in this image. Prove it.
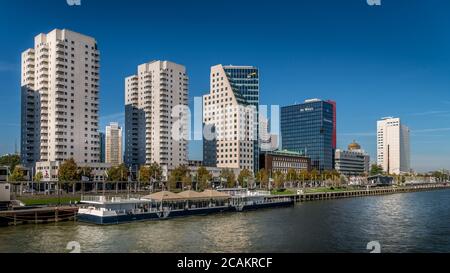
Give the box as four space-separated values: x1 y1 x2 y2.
260 150 311 175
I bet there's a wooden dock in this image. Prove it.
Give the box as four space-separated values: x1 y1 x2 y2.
0 206 78 227
286 184 450 203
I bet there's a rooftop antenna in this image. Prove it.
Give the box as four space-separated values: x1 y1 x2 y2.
14 139 18 155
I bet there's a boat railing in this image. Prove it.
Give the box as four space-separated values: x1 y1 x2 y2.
81 195 142 203
81 196 108 203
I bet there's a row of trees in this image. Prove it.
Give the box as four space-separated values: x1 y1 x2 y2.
163 165 344 192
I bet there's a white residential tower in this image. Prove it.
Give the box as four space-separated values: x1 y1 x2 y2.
21 29 101 166
377 117 410 174
124 61 189 171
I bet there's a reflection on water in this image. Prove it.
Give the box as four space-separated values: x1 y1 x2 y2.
1 189 450 253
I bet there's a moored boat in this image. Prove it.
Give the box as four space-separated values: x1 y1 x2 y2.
77 189 294 225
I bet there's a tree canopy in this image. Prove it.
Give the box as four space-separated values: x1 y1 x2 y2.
238 169 252 188
58 159 80 182
0 154 20 172
9 166 26 182
196 167 212 191
370 164 384 176
107 164 129 182
256 169 269 189
220 169 236 188
169 165 190 191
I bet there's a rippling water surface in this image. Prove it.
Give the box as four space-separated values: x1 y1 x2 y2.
1 189 450 253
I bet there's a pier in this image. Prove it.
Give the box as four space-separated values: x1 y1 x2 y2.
0 206 78 227
286 183 450 203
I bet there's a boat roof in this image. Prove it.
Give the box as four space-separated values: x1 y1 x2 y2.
177 190 209 200
142 191 185 202
201 189 231 199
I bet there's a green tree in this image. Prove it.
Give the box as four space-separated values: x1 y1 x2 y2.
168 165 190 191
220 169 236 188
286 168 298 182
256 169 269 189
0 154 21 173
34 172 43 182
9 166 25 182
197 167 212 191
149 162 163 182
107 164 129 182
138 165 151 184
58 159 79 182
370 164 384 176
238 169 252 188
299 169 310 184
273 171 286 189
310 169 319 183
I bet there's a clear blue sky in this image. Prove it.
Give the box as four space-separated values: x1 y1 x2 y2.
0 0 449 172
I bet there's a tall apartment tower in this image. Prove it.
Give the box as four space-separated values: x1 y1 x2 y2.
21 29 100 166
105 122 123 166
125 61 189 171
377 117 410 174
203 64 257 173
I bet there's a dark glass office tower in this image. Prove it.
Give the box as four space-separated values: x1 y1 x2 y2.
99 132 106 163
223 66 260 172
281 99 335 171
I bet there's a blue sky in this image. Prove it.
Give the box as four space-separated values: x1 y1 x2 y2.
0 0 449 172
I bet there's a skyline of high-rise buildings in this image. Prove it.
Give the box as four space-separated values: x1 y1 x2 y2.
16 28 419 177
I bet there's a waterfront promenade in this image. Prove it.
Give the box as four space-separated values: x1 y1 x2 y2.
289 183 450 202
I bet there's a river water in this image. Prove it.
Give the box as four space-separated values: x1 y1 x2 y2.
1 189 450 253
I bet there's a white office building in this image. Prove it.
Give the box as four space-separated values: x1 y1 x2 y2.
377 117 411 174
105 122 123 166
203 64 257 173
124 61 189 171
21 29 101 166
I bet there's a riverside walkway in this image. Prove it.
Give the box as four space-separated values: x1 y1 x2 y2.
285 183 450 203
